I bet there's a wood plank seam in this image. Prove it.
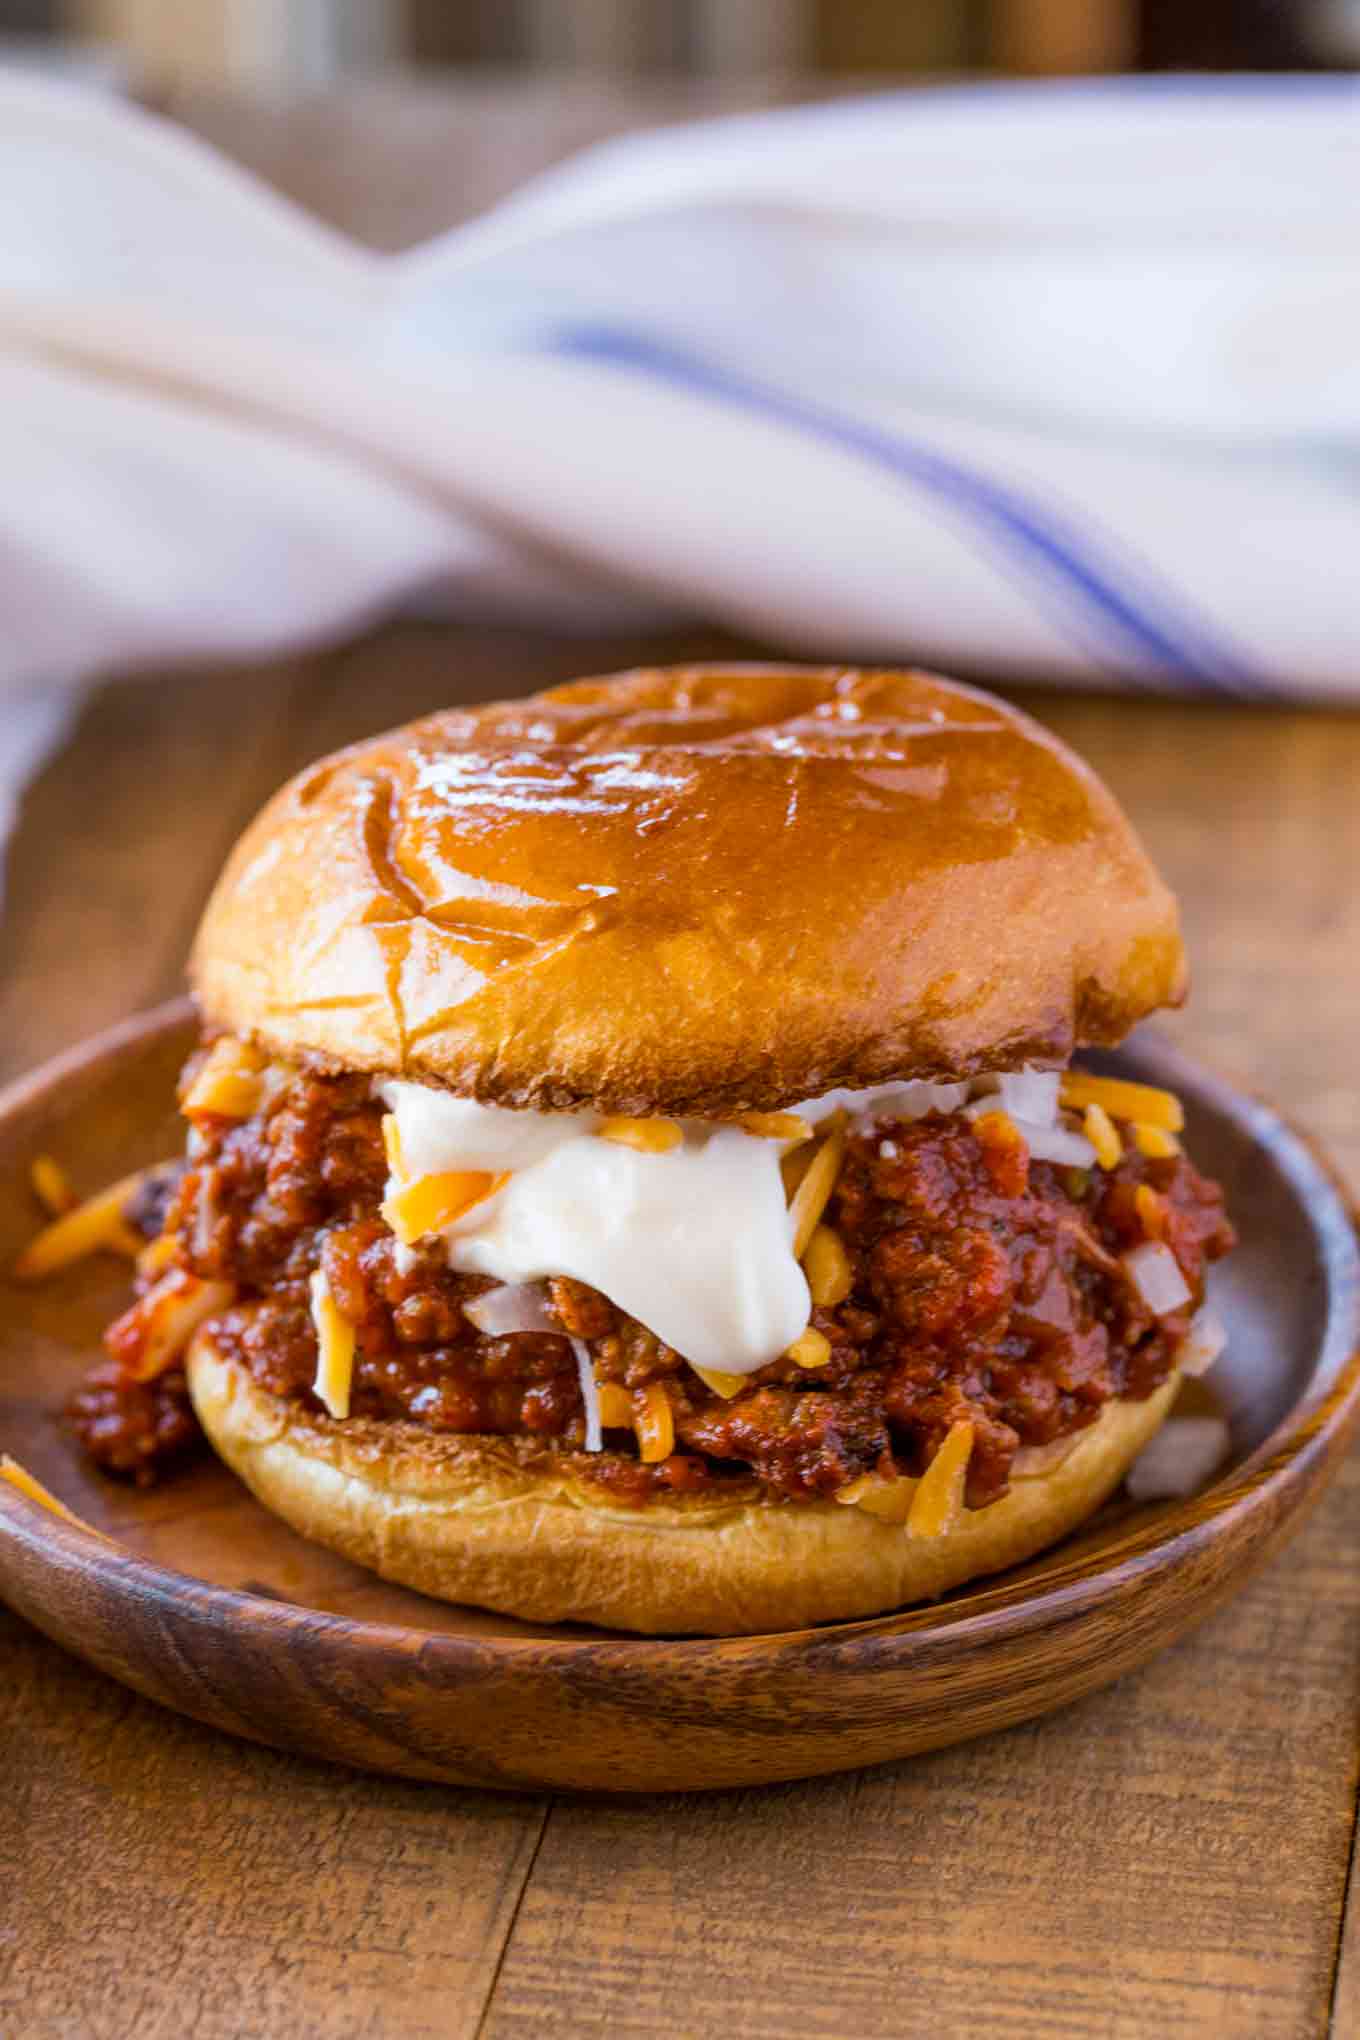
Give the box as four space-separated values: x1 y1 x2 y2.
475 1800 555 2038
1325 1778 1360 2036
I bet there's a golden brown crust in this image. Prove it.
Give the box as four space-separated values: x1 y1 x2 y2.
187 1333 1181 1636
190 665 1185 1116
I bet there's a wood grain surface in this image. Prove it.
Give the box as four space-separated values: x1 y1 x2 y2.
4 80 1360 2040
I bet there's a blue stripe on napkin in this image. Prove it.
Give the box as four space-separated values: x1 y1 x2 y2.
547 323 1268 695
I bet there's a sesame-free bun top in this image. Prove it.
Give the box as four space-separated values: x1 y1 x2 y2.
191 665 1186 1116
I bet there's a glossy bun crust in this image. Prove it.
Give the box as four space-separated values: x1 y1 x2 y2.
191 665 1185 1115
188 1332 1180 1636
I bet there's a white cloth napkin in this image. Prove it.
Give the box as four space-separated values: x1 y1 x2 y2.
4 70 1360 713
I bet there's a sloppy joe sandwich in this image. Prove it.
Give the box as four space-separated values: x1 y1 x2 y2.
51 665 1234 1634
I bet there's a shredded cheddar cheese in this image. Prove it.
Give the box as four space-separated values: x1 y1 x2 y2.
803 1223 852 1308
0 1455 110 1539
125 1271 235 1382
1082 1102 1124 1171
737 1112 813 1144
309 1267 355 1420
1135 1183 1169 1240
785 1327 832 1369
633 1381 675 1462
381 1170 506 1246
597 1118 683 1154
183 1037 266 1121
596 1383 634 1429
1060 1072 1184 1133
789 1123 847 1259
1133 1121 1181 1159
835 1473 918 1523
906 1421 975 1539
381 1112 405 1179
690 1366 748 1400
137 1232 179 1279
30 1154 75 1217
13 1168 161 1281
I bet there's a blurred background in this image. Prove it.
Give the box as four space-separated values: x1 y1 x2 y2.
4 0 1360 94
5 2 1357 255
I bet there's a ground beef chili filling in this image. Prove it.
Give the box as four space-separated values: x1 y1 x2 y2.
69 1054 1236 1503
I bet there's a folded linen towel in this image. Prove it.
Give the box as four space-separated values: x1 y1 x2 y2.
3 71 1359 705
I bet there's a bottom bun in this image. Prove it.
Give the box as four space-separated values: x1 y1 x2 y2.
187 1331 1181 1636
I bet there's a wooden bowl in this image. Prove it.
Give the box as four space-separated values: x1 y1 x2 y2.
0 1000 1356 1795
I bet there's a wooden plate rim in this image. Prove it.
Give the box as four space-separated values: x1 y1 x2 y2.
1 998 1357 1674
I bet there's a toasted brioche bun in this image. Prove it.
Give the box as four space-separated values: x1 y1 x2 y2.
191 665 1185 1116
188 1332 1181 1636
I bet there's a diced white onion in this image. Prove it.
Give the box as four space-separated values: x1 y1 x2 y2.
1014 1119 1097 1167
1123 1240 1193 1317
573 1338 602 1452
462 1281 558 1338
977 1067 1062 1127
963 1101 1095 1167
808 1067 1061 1134
1125 1416 1230 1501
1178 1306 1228 1378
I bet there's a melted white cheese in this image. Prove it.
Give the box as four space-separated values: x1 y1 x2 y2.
386 1084 587 1175
379 1066 1064 1376
380 1081 807 1372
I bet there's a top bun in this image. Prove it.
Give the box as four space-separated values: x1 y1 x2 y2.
191 665 1185 1116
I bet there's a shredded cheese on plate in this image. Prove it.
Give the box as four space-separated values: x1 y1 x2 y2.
0 1455 111 1539
309 1267 355 1420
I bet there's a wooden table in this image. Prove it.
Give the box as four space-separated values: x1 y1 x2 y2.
4 80 1360 2040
